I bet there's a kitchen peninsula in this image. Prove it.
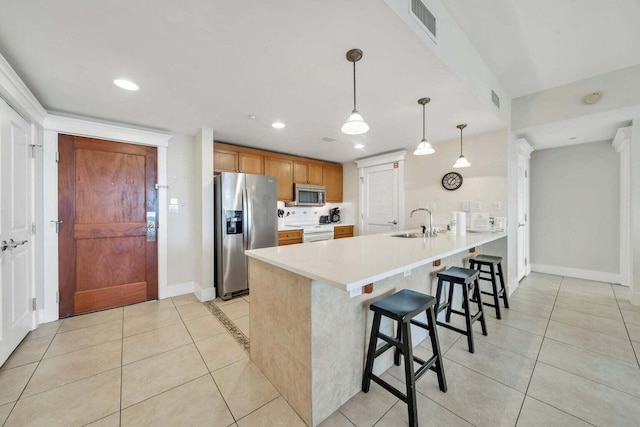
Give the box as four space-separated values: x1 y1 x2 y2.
245 231 507 426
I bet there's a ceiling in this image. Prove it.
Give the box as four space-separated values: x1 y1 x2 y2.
440 0 640 98
0 1 638 160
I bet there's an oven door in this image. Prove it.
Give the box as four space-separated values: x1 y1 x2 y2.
302 230 334 243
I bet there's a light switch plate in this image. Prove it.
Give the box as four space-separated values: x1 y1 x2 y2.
170 198 179 205
404 270 411 277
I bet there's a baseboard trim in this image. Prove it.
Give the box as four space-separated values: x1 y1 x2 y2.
194 284 216 302
164 281 195 298
530 264 621 284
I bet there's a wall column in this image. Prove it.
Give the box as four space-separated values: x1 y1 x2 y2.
193 129 215 301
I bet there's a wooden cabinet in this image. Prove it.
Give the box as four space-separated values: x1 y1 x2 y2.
214 143 264 174
214 142 342 202
238 152 264 174
323 163 343 202
333 225 354 239
294 161 323 185
214 148 238 173
265 157 293 201
278 229 303 246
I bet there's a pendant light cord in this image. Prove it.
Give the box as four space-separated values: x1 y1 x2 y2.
460 127 464 156
352 61 357 110
422 103 426 140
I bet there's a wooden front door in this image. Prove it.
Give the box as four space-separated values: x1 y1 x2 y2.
58 134 158 317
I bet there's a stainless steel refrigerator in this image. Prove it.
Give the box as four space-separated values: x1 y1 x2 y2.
214 172 278 300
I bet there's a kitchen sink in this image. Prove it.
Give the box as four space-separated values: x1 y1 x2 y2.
391 232 425 238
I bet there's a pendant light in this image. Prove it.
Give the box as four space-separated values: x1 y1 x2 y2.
452 123 471 168
341 49 369 135
413 97 435 155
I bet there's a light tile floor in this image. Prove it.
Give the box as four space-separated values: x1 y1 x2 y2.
1 273 640 426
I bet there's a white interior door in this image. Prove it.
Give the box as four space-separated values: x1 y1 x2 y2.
516 153 528 281
360 162 402 235
0 99 33 365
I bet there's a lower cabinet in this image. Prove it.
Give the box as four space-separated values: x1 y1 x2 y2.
278 229 303 246
333 225 354 239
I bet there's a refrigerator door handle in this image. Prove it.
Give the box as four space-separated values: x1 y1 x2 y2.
243 187 250 250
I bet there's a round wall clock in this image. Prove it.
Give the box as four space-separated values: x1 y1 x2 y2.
442 172 463 191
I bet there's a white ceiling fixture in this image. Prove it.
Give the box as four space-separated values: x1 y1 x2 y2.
413 97 435 155
354 143 365 149
113 79 139 91
452 123 471 168
584 92 602 104
271 122 285 129
341 48 369 135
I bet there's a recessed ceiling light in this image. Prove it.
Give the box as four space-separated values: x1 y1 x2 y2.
271 122 285 129
113 79 139 91
248 115 256 120
354 143 365 149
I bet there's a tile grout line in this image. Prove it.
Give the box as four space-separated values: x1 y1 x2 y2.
119 305 125 425
614 290 640 369
513 276 562 426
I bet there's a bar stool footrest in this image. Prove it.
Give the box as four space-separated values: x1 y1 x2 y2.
370 374 409 403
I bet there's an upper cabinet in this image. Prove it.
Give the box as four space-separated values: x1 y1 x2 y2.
214 142 264 174
293 161 323 185
323 163 343 202
265 156 293 201
214 142 342 202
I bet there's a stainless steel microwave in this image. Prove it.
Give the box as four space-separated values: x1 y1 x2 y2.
285 183 326 207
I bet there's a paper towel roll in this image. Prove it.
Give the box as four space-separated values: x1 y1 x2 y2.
456 212 466 236
450 212 457 234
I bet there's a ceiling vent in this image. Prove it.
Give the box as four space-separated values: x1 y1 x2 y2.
491 90 500 109
321 137 337 142
411 0 437 38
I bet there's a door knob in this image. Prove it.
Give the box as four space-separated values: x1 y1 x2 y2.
517 222 525 227
388 220 398 225
1 240 9 251
51 220 63 233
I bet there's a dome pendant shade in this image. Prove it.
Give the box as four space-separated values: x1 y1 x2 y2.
414 97 435 155
414 139 435 155
452 123 471 168
342 49 369 135
341 109 369 135
453 155 471 168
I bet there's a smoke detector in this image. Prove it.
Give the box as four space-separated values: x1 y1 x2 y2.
584 92 602 104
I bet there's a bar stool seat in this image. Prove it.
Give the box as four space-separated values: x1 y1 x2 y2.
435 266 487 353
362 289 447 427
469 254 509 319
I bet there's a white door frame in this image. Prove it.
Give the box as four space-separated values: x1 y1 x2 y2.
516 138 533 280
356 151 406 235
41 116 171 322
613 127 631 287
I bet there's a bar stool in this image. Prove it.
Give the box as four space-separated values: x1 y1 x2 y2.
469 255 509 319
435 267 487 353
362 289 447 427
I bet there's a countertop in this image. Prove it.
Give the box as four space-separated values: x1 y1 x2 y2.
247 230 506 292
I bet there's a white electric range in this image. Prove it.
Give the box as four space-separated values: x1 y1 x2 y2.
286 222 335 243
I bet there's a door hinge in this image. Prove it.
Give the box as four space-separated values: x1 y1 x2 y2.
524 214 527 221
360 176 364 184
31 298 37 311
525 170 528 178
55 151 60 163
525 257 528 266
56 292 60 304
31 221 36 234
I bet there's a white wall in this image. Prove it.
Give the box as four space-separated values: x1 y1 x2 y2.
403 129 508 229
342 161 359 234
631 119 640 303
165 134 198 293
530 141 620 280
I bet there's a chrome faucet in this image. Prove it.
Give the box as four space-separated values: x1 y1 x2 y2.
410 208 437 237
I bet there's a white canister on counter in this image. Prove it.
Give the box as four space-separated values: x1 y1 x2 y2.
450 212 457 234
456 211 466 236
